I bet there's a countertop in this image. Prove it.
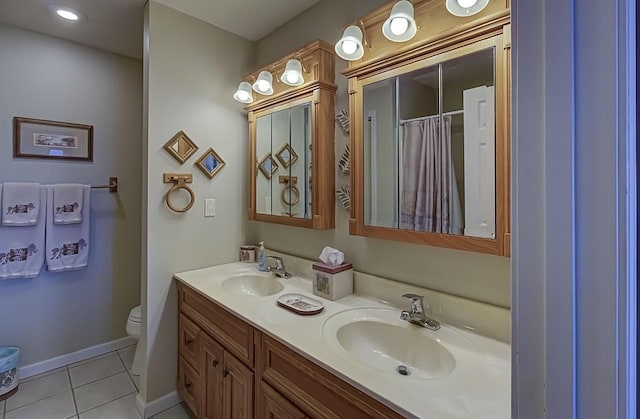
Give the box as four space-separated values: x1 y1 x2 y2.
174 262 510 419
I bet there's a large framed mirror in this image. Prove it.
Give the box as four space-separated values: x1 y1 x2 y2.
346 11 511 256
247 41 336 230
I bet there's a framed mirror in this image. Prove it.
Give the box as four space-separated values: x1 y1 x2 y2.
255 101 312 219
247 40 336 230
346 14 511 256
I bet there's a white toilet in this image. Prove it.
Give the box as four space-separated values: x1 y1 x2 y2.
126 305 143 376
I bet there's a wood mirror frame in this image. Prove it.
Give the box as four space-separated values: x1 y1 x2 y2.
247 40 337 230
346 1 511 256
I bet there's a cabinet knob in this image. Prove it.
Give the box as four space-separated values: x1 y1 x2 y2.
185 337 193 346
212 359 219 368
185 381 192 391
223 369 229 378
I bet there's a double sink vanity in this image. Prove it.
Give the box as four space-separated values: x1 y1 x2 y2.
174 258 510 419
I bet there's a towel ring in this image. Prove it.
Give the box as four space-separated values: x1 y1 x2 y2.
280 184 300 207
163 173 195 213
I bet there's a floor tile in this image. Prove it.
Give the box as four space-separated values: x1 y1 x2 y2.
6 369 70 411
69 353 125 388
21 367 67 383
116 346 136 372
5 390 75 419
151 403 195 419
79 393 140 419
126 371 140 391
74 372 135 413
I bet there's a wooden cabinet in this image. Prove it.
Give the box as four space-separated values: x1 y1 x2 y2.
177 281 403 419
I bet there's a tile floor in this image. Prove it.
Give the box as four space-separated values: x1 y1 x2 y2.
0 346 194 419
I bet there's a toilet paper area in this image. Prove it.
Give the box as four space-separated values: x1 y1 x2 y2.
319 246 345 266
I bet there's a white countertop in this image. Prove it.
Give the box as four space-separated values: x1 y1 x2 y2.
174 262 510 419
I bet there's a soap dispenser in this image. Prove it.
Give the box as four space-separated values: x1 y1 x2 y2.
257 241 268 272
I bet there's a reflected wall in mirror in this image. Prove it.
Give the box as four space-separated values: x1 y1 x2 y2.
256 103 312 219
363 48 496 239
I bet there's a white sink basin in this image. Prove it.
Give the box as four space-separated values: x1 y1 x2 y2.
323 308 457 380
221 274 283 297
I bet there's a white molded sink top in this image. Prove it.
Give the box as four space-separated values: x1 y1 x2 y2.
323 308 461 380
221 273 284 297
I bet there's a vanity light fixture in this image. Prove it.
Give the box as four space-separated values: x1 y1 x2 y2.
445 0 489 17
281 59 305 87
335 25 366 61
382 0 417 42
252 71 274 95
233 81 254 104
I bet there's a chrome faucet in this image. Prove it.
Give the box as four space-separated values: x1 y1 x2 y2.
400 294 440 331
267 256 292 278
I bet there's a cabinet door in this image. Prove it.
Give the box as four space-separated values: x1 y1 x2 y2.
261 382 308 419
178 356 201 417
223 351 254 419
179 313 200 368
201 334 225 419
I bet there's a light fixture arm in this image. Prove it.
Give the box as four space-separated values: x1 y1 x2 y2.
356 20 370 49
293 52 309 73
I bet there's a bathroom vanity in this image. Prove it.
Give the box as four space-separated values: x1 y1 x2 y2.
174 260 510 419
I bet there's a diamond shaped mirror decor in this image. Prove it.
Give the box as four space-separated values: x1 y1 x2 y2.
275 143 299 169
195 148 226 180
258 153 278 180
163 130 199 164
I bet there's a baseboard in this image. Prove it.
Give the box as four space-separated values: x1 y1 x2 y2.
136 391 181 418
19 336 136 379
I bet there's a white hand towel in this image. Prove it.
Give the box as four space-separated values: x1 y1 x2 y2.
319 246 345 266
2 182 41 226
53 184 83 224
46 185 90 272
0 185 46 279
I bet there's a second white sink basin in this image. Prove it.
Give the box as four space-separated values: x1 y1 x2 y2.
323 308 457 380
221 274 283 297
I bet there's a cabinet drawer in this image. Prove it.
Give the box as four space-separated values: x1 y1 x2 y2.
179 283 255 368
178 356 201 417
179 313 200 369
260 382 308 419
259 335 403 419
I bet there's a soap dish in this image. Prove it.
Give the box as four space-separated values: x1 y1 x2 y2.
277 293 325 316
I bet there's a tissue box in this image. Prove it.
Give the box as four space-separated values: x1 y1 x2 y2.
312 262 353 301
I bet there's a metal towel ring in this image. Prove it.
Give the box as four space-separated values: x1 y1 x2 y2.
280 183 300 207
163 173 195 213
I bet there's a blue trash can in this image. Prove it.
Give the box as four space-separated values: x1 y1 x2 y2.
0 347 20 400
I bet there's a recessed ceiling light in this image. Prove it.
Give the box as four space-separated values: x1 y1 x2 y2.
49 5 83 21
56 9 79 20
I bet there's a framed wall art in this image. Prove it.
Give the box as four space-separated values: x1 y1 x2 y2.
13 117 93 162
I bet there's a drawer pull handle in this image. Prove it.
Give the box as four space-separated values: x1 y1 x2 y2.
223 369 229 378
212 359 219 368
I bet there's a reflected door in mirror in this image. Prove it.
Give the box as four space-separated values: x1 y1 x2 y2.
256 103 312 219
363 47 496 238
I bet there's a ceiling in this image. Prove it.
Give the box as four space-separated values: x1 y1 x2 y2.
154 0 322 41
0 0 322 60
0 0 147 59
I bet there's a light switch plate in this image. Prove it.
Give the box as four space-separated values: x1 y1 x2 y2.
205 199 215 217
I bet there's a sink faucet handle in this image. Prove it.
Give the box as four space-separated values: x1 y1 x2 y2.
402 293 425 314
267 255 284 270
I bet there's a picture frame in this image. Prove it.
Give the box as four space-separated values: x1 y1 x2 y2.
163 130 199 165
13 117 93 162
258 153 279 180
195 147 226 180
275 143 299 169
